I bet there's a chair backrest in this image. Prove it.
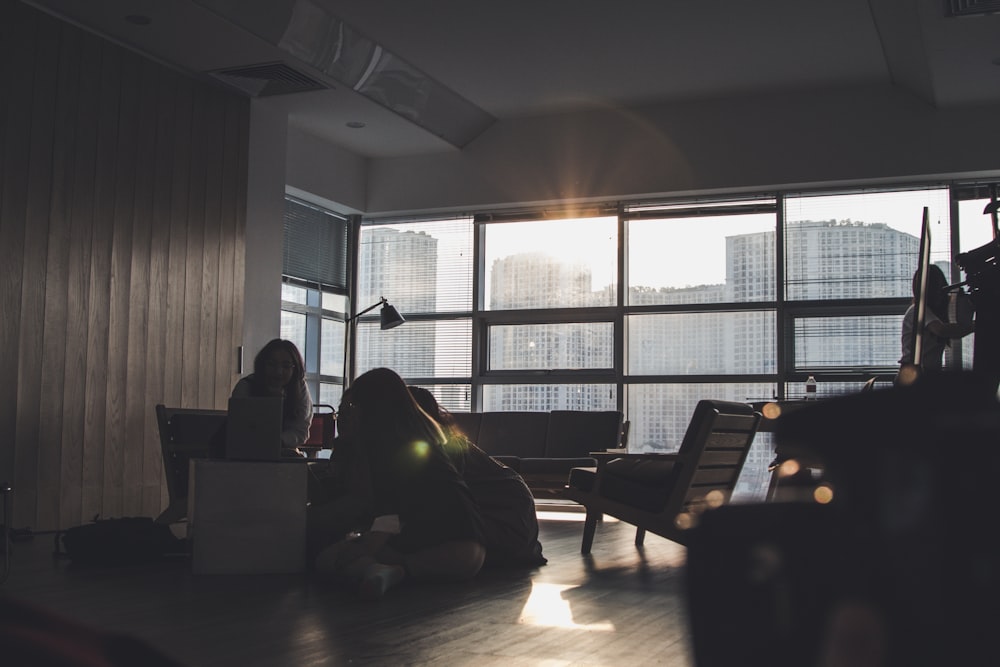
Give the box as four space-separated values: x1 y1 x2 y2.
303 404 336 449
154 404 227 523
667 400 761 517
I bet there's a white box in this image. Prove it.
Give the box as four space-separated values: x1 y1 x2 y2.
188 459 308 574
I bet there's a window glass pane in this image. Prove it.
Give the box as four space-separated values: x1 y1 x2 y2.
320 317 345 377
628 212 775 304
356 319 471 378
410 384 472 413
782 380 876 401
318 383 342 409
484 217 617 310
625 383 773 502
793 315 901 370
358 218 472 314
282 283 308 305
627 312 776 375
483 384 617 411
784 189 950 300
322 292 348 313
489 323 613 371
280 310 306 354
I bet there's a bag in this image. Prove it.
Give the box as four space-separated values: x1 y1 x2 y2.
59 516 184 566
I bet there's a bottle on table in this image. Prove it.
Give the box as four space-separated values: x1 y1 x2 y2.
805 375 817 400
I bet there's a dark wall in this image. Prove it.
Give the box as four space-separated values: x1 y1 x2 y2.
0 0 250 530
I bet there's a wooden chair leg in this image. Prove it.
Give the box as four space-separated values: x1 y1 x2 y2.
581 509 599 554
635 527 646 547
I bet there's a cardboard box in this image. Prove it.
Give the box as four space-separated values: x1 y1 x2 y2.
188 459 307 574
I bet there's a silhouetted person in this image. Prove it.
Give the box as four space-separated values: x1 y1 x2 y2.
899 265 973 376
314 368 486 599
408 386 546 568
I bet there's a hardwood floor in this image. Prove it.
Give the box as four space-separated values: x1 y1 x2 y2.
1 507 694 666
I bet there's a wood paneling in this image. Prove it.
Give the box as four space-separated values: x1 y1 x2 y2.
0 0 250 530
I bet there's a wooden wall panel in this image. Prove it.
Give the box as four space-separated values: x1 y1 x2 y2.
14 7 58 532
35 16 76 532
0 0 250 530
130 58 159 518
146 71 177 516
83 38 121 522
0 0 33 519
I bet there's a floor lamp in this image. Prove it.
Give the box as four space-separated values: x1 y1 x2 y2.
343 297 405 389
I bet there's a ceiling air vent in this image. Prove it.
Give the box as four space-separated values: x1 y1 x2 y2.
945 0 1000 16
207 62 329 97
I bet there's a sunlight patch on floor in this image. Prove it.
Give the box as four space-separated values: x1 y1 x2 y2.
517 582 616 631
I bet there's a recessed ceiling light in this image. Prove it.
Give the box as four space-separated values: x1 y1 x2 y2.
125 15 151 26
346 121 366 129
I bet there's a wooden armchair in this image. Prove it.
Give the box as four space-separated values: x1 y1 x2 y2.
561 400 761 554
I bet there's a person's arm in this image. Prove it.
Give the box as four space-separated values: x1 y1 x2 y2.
280 381 313 447
924 305 973 339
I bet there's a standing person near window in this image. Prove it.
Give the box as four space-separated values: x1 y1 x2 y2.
408 386 546 568
231 338 313 455
899 265 975 376
314 368 486 600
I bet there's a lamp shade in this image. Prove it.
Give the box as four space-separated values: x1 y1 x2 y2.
380 302 405 330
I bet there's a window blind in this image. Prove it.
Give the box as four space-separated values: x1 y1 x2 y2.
283 197 349 291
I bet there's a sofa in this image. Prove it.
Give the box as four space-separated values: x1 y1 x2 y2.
449 410 625 499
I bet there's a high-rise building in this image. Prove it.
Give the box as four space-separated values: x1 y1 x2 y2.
356 227 439 375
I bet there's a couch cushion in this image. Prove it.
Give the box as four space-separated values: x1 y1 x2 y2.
519 457 599 475
567 466 598 492
599 457 678 512
544 410 623 458
476 412 550 459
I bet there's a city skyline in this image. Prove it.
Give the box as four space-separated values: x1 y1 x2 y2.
356 217 926 499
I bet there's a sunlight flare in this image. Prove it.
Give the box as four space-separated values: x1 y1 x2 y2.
518 582 616 631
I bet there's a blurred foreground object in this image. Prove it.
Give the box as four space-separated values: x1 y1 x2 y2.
685 372 1000 667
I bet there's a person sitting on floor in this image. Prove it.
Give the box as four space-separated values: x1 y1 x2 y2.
408 386 546 568
314 368 487 599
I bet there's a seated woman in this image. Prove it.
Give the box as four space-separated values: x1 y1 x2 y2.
899 264 974 377
314 368 486 599
230 338 313 456
408 386 546 568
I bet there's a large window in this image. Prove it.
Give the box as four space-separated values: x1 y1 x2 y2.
355 218 473 396
281 196 349 407
353 184 995 501
483 216 617 310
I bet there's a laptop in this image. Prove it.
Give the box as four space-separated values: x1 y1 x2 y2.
225 397 284 461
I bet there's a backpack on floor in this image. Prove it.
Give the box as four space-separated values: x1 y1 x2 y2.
59 516 184 566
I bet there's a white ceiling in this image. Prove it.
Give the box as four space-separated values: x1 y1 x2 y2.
24 0 1000 159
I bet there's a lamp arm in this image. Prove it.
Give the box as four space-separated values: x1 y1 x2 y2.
346 296 387 323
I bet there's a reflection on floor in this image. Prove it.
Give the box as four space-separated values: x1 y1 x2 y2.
2 506 693 666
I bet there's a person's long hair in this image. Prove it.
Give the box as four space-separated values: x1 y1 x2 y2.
252 338 306 387
913 264 950 321
408 385 471 466
249 339 307 423
349 368 448 466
